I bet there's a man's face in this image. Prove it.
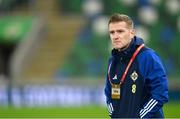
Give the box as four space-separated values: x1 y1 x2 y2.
108 21 135 49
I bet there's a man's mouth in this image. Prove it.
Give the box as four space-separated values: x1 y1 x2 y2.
114 41 121 44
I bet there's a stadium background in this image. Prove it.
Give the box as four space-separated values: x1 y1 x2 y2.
0 0 179 118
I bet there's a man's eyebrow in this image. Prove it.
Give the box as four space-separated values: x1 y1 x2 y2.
109 30 114 33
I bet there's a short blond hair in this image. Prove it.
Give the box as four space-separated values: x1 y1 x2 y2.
108 13 134 29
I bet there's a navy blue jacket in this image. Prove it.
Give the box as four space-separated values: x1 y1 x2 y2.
104 36 168 118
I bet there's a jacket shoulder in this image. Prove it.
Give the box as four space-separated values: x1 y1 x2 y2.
139 47 160 60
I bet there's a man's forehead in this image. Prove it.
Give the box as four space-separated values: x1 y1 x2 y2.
109 22 130 30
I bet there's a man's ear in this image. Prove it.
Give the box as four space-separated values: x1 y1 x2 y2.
130 29 135 39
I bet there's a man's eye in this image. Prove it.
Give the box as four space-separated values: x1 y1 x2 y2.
117 30 124 33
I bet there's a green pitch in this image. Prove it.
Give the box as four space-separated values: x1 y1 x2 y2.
0 101 179 118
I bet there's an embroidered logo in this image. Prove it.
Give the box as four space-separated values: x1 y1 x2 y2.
131 71 138 82
112 75 117 80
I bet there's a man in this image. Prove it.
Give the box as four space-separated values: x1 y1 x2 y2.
104 13 168 118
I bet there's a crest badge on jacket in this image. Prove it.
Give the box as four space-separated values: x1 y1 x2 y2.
131 71 138 82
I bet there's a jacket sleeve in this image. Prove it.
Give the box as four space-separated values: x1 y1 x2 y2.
104 74 111 104
104 58 113 116
138 50 169 118
105 75 114 116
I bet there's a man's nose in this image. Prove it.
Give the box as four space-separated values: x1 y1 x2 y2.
113 32 119 39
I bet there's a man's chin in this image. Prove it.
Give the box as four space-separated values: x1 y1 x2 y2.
114 47 122 49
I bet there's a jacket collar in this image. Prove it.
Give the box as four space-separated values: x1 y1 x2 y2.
111 36 144 61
